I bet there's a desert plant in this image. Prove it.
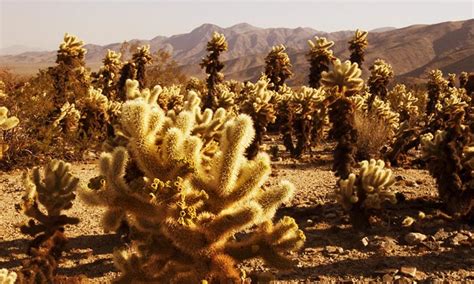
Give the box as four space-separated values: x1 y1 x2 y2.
447 73 456 88
366 59 394 110
0 106 19 160
459 71 468 89
354 112 392 161
322 59 364 178
200 32 228 109
92 49 123 100
279 86 329 158
333 159 397 226
147 49 187 88
132 45 153 88
0 269 17 284
306 37 335 88
420 104 474 221
80 88 305 282
387 84 419 123
426 69 449 116
17 159 80 252
264 45 293 91
15 160 79 282
240 76 277 159
348 29 368 68
50 33 90 106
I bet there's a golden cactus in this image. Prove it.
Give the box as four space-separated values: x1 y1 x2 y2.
367 59 394 109
200 32 228 109
321 59 364 96
307 37 335 88
81 93 304 282
348 29 368 67
264 44 293 91
387 84 419 122
0 106 19 160
0 269 17 284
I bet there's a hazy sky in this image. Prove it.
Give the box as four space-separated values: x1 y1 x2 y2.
1 0 473 50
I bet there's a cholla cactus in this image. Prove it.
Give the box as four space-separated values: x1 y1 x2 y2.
459 71 468 89
0 81 6 99
333 159 397 225
92 49 123 100
420 105 474 220
367 59 394 110
387 84 419 122
240 77 277 158
81 91 304 282
307 37 335 88
448 73 457 88
321 59 364 96
0 106 19 160
56 33 87 66
18 160 79 256
264 44 293 91
371 98 400 136
348 29 368 67
426 69 449 115
0 269 17 284
323 59 364 178
132 45 153 88
279 86 329 158
200 32 228 109
51 33 90 106
213 84 236 112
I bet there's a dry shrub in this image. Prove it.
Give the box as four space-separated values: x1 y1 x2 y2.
354 110 392 160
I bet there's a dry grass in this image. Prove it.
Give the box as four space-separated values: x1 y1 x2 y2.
354 111 392 161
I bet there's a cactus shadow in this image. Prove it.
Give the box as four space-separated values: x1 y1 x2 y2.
0 238 28 269
278 246 474 281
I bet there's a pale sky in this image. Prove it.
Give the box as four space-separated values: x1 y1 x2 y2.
0 0 473 50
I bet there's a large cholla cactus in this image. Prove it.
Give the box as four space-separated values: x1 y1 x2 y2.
322 59 364 178
367 59 394 110
264 44 293 91
333 159 397 226
0 106 19 160
132 45 153 88
420 105 474 221
280 86 329 158
18 160 80 251
306 37 335 88
240 77 277 159
81 90 305 282
200 32 228 109
459 71 468 89
348 29 368 68
426 69 449 115
92 49 123 100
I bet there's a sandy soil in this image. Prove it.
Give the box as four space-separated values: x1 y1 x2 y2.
1 144 473 283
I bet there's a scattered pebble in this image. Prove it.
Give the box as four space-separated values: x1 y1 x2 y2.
404 232 427 245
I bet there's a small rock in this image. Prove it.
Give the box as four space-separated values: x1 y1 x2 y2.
433 228 450 241
306 219 313 225
325 245 343 254
404 232 427 245
400 266 417 278
361 237 369 247
449 232 469 246
405 180 416 187
382 274 394 282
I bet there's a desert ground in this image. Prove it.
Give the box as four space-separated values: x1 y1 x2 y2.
1 143 473 283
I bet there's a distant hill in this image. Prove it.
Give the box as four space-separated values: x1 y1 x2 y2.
1 19 473 85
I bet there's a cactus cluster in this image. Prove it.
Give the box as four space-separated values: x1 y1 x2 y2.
264 45 293 91
280 86 329 158
92 49 123 100
387 84 419 123
80 85 304 282
420 104 474 220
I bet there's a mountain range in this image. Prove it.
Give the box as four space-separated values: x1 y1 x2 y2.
0 19 473 85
